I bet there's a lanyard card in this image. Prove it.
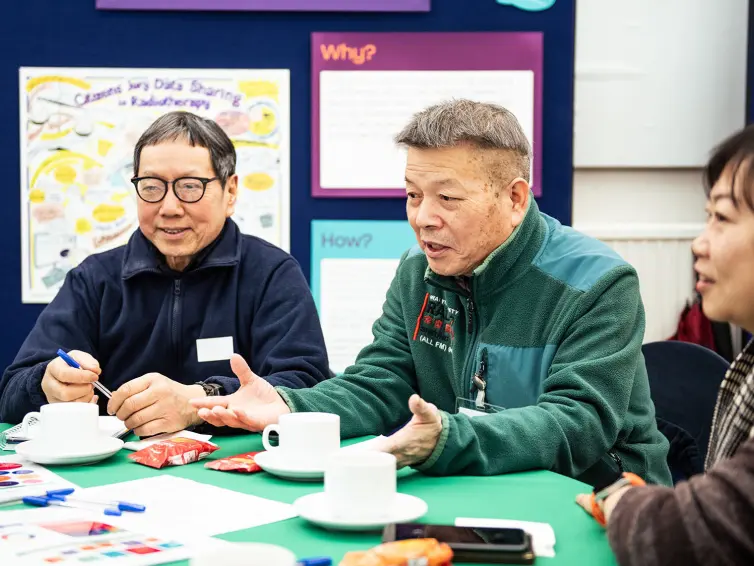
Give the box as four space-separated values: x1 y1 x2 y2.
456 397 506 418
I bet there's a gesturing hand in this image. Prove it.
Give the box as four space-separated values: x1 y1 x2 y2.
372 395 443 468
190 354 291 431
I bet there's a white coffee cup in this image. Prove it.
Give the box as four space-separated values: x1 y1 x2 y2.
22 403 100 447
324 451 397 521
262 412 340 467
190 542 296 566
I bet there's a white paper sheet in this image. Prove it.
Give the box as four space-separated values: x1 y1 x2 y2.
0 507 227 565
319 70 535 190
320 257 399 373
454 517 556 558
79 475 297 537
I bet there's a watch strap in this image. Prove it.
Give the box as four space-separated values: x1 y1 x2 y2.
196 381 223 397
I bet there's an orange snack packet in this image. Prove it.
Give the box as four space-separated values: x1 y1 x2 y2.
204 451 263 473
128 437 219 469
339 539 453 566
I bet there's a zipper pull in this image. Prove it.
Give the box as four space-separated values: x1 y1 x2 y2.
467 299 475 333
472 348 488 409
174 280 181 295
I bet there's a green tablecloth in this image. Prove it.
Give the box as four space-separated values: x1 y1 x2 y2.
0 426 617 565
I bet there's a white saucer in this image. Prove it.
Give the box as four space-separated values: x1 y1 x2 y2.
294 492 428 531
15 437 124 465
254 450 324 481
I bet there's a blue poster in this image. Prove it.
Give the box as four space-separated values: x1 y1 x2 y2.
311 220 416 372
311 220 415 310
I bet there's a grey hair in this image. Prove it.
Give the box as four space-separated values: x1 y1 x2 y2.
394 99 532 181
133 111 236 185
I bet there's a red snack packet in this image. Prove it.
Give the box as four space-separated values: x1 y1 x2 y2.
204 451 263 473
128 437 219 469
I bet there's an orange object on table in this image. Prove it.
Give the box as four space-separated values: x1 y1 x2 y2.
339 538 453 566
205 451 263 473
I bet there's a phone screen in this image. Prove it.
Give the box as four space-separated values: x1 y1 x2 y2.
390 523 528 550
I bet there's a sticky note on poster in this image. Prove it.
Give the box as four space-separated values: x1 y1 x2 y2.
497 0 556 11
311 220 415 373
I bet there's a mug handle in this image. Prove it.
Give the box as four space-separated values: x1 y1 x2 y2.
262 424 280 452
21 412 42 437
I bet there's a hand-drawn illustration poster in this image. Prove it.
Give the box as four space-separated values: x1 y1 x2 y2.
20 67 290 303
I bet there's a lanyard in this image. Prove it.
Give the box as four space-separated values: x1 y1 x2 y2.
471 349 488 409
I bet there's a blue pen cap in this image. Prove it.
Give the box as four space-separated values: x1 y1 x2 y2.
104 508 122 516
297 558 332 566
47 488 76 499
22 496 51 507
117 502 146 513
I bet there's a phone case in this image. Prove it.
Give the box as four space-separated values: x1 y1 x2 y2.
381 525 535 565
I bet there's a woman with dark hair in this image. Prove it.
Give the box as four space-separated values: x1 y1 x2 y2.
576 125 754 566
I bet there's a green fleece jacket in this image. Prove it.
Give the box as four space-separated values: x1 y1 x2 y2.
279 199 671 486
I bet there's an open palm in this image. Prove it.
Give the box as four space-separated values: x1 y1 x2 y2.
190 354 291 431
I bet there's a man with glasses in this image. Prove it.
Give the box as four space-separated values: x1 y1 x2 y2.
0 112 331 436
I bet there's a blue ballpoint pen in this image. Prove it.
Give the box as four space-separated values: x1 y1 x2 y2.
46 488 146 513
56 349 113 399
297 558 332 566
23 495 122 516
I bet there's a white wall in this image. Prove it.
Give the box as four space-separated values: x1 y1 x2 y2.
572 0 748 342
574 0 748 168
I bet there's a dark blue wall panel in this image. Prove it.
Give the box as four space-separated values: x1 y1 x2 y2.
0 0 575 368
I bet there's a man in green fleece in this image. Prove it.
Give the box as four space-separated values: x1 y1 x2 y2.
191 99 671 486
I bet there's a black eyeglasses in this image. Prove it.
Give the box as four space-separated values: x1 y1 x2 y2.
130 176 219 204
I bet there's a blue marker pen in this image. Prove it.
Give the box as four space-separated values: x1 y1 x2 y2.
57 349 112 399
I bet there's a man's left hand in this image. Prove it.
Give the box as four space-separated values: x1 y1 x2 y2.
374 394 443 468
107 373 205 437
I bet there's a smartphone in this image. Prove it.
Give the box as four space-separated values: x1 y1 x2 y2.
382 523 535 564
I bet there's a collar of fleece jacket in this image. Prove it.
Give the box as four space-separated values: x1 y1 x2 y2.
424 195 547 300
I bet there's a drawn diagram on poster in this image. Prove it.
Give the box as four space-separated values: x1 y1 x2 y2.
20 67 290 303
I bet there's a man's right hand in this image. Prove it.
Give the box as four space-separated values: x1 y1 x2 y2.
189 354 291 431
42 350 101 404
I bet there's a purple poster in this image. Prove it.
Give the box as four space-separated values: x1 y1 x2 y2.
96 0 430 11
311 32 544 198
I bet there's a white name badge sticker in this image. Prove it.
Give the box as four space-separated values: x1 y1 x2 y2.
196 336 234 362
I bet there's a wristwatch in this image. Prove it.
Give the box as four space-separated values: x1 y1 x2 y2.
195 381 223 397
590 472 646 526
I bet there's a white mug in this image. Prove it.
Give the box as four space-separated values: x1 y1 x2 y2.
22 403 100 446
262 412 340 467
324 451 397 520
190 543 296 566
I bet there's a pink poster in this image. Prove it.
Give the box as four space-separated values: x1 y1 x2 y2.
311 32 544 198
